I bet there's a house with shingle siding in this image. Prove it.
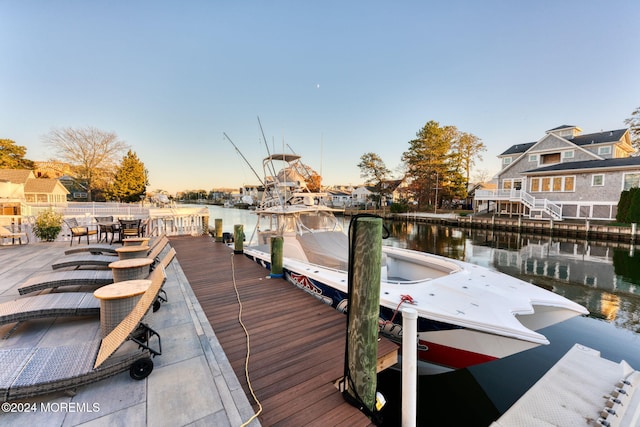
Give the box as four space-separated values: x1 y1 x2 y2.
475 125 640 220
0 169 69 206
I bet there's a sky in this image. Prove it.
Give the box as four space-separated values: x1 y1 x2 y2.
1 1 639 195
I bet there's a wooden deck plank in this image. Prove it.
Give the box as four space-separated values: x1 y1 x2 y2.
169 235 396 426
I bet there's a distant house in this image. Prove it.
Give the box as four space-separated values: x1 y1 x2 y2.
351 186 374 206
0 169 69 208
327 189 352 207
475 125 639 220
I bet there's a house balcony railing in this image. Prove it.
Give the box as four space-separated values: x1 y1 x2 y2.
475 189 562 220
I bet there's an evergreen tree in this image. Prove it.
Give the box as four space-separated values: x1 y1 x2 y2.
107 150 149 202
626 187 640 224
401 121 458 209
0 139 35 169
616 190 631 223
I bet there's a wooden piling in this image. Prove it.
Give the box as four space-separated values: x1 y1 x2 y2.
270 235 283 278
215 218 223 242
346 216 382 415
233 224 244 254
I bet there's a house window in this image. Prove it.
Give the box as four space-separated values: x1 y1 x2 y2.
623 173 640 191
529 154 538 162
565 176 575 191
502 157 512 166
553 177 562 191
502 180 512 190
541 153 561 164
562 150 574 159
592 174 604 186
541 177 551 191
598 146 611 155
531 178 540 192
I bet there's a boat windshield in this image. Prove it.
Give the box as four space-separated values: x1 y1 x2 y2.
296 211 343 234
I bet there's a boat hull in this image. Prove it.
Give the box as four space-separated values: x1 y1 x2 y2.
243 249 547 370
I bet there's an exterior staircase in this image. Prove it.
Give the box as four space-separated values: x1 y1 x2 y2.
475 189 563 220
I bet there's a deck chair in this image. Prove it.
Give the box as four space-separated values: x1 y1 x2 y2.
51 235 168 270
64 243 120 256
64 218 98 246
63 236 160 256
18 270 114 295
18 241 172 295
0 261 170 327
0 224 28 245
0 265 165 401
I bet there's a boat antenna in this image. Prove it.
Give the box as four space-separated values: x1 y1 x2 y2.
223 132 265 187
257 116 278 180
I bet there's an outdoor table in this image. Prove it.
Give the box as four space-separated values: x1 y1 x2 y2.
108 258 153 282
122 237 150 246
97 221 120 244
93 279 152 337
115 245 150 260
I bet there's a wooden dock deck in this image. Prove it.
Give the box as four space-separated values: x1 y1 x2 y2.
169 235 398 426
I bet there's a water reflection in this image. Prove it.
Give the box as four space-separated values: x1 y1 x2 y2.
384 221 640 334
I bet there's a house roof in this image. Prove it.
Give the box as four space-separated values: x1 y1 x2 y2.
500 142 536 156
524 156 640 174
500 128 628 156
547 125 578 132
569 129 628 147
0 169 34 184
24 178 70 194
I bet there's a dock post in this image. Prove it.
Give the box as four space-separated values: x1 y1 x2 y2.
202 214 209 236
270 236 283 278
632 223 637 244
233 224 244 254
402 308 417 427
344 216 381 417
214 218 223 242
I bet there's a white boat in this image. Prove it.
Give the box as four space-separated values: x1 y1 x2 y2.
242 153 589 370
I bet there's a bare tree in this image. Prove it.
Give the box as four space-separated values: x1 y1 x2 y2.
42 126 129 201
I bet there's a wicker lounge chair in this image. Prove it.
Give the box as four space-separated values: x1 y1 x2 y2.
0 292 99 326
0 265 165 401
64 243 120 256
18 270 114 295
51 236 168 270
1 258 173 327
18 243 175 296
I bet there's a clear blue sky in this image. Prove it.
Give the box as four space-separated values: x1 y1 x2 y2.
2 1 639 194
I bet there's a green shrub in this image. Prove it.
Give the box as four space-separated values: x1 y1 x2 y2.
33 208 63 241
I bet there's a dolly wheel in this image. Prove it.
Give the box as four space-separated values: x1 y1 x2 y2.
153 299 161 312
130 357 154 380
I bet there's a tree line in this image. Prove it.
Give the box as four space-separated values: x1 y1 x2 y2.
360 110 640 211
0 126 148 202
358 120 486 211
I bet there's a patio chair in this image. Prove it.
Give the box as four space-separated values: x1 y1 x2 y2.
1 261 170 327
0 224 28 245
18 244 175 298
119 219 142 239
64 218 98 246
50 235 169 271
0 265 165 401
17 270 114 295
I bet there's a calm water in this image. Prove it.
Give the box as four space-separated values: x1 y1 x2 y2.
201 206 640 426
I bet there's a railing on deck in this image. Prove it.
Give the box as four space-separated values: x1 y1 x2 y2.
2 203 210 244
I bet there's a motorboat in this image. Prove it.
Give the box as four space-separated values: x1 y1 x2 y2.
242 153 589 370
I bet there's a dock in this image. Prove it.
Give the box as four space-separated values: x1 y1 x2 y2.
169 235 398 426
